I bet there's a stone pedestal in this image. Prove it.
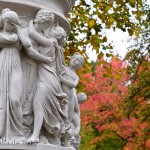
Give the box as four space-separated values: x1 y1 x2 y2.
0 144 75 150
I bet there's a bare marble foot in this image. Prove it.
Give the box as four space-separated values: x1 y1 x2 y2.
26 136 39 144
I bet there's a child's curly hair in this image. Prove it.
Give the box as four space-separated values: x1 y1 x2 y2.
55 27 67 41
71 52 84 69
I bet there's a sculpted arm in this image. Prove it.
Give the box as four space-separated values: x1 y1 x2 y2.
17 27 51 64
60 75 79 88
29 20 54 46
26 47 52 64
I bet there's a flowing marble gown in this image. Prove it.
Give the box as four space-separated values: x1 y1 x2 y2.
0 32 23 140
34 43 68 135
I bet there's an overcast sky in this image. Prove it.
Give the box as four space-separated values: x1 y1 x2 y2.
80 0 150 62
86 28 131 62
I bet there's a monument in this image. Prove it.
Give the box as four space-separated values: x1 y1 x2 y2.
0 0 87 149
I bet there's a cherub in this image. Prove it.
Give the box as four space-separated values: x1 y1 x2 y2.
66 92 87 148
72 92 87 133
59 52 84 134
62 90 87 148
59 54 85 147
77 92 87 104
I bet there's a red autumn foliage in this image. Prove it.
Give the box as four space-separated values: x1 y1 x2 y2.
79 57 150 149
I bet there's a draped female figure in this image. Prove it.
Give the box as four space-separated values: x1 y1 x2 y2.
0 9 23 140
25 21 70 144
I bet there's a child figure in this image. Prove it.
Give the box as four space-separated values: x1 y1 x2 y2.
72 92 87 132
59 52 84 133
77 92 87 104
62 91 87 148
59 53 84 147
68 92 87 149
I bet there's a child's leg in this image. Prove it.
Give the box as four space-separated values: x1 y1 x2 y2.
67 94 74 122
72 91 81 134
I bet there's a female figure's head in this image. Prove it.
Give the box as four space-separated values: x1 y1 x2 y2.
2 9 18 32
34 9 54 32
69 52 84 70
0 8 11 28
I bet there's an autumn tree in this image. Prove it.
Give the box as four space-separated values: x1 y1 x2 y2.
78 57 130 150
78 54 149 149
65 0 145 61
123 2 150 148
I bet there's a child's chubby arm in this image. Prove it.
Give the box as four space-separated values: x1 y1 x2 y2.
59 74 79 88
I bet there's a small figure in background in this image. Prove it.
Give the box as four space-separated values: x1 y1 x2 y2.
66 92 87 149
77 92 87 104
59 52 84 123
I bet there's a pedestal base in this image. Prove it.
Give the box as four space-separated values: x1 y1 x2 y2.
0 144 75 150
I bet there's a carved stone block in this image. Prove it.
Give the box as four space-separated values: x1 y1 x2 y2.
0 144 75 150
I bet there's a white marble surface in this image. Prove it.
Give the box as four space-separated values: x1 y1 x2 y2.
0 1 71 34
0 144 76 150
0 0 75 15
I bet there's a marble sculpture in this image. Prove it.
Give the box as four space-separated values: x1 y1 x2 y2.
0 0 87 149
